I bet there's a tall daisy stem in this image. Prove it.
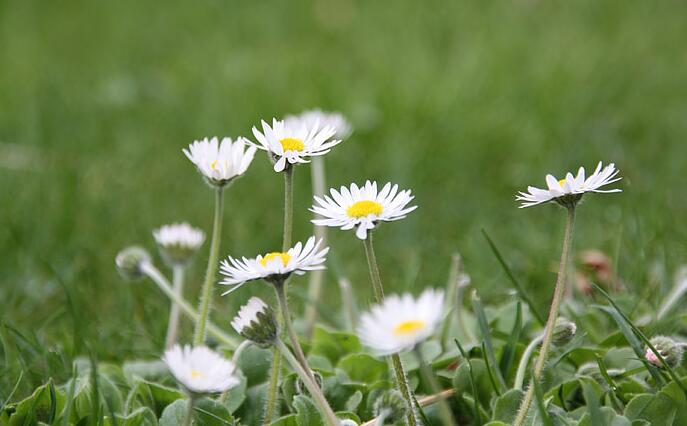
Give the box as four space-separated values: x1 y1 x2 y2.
513 206 576 426
304 157 327 338
164 265 185 349
183 396 195 426
276 339 339 426
283 166 294 251
413 347 456 426
274 281 316 381
193 187 225 346
363 232 419 426
513 335 544 390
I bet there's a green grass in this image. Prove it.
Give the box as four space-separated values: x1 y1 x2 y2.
2 0 687 396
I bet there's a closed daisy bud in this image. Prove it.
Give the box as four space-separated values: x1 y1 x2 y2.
646 336 683 368
163 345 240 395
231 297 278 347
552 317 577 346
115 246 152 281
374 389 408 425
153 222 205 267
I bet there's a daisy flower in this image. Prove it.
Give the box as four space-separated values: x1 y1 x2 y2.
163 345 240 394
231 297 278 346
284 109 352 140
516 161 621 208
311 181 417 240
218 236 328 293
358 289 444 356
250 118 341 172
153 222 205 266
183 137 256 186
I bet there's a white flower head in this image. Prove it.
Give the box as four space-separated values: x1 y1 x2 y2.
357 289 444 356
231 297 278 346
163 345 240 394
250 118 341 172
219 236 329 294
183 137 256 187
516 162 621 209
153 222 205 266
284 109 352 140
311 181 417 240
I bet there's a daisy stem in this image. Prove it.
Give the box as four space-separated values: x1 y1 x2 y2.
413 346 456 426
140 262 237 347
513 334 544 390
274 281 316 380
304 157 327 339
513 206 576 426
363 232 419 426
164 264 185 349
263 349 281 425
183 396 195 426
276 338 340 426
283 166 294 251
193 187 225 346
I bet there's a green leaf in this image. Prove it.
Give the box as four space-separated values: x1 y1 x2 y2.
578 407 631 426
235 345 273 386
337 354 387 383
270 414 298 426
293 395 323 426
310 327 361 365
194 398 234 426
499 301 522 380
159 399 187 426
471 291 506 392
7 380 64 426
492 389 523 424
122 360 168 384
344 391 362 412
581 379 603 426
221 369 246 413
104 406 158 426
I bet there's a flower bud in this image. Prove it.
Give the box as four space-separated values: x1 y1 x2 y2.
115 246 152 281
374 389 408 425
552 317 577 346
153 223 205 267
646 336 683 369
231 297 278 347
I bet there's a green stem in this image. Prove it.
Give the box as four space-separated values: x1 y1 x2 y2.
165 265 185 349
514 335 543 390
414 347 456 426
193 188 225 346
276 339 340 426
183 397 195 426
304 157 327 338
363 232 419 426
283 166 294 251
274 281 315 380
140 262 237 347
263 348 281 425
513 207 576 426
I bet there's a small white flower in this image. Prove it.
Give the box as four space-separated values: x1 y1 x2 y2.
231 297 278 346
357 289 444 356
163 345 240 394
250 118 341 172
219 236 329 294
284 109 352 140
311 181 417 240
516 162 621 208
183 137 256 186
153 223 205 266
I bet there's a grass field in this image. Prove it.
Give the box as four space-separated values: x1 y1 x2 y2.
2 0 687 397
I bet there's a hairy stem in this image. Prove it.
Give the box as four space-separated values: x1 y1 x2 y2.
274 281 315 381
414 347 456 426
304 157 327 338
183 396 195 426
513 207 576 425
283 166 294 251
193 188 225 345
514 335 544 390
164 265 185 349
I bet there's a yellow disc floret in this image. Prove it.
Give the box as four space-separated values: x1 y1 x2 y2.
191 370 203 379
260 252 292 267
393 319 426 336
558 178 566 187
279 138 305 152
346 200 383 218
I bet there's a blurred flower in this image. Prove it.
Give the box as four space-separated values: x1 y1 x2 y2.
357 289 444 356
219 236 328 293
115 246 152 281
231 297 278 347
153 222 205 266
311 181 417 240
163 345 240 394
552 317 577 346
183 137 256 187
284 109 352 140
575 249 621 295
374 389 408 424
516 162 621 209
646 336 683 368
250 118 341 172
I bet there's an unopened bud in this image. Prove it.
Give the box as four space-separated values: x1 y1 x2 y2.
552 317 577 346
374 390 408 425
231 297 278 347
115 246 151 281
646 336 683 369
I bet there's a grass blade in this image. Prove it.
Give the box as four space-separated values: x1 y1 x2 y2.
471 290 506 392
581 379 603 426
499 301 522 380
454 339 482 425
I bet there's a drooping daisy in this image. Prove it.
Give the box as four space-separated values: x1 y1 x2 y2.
357 289 444 356
183 137 256 186
250 118 341 172
163 345 240 394
311 181 417 240
153 222 205 266
218 236 328 293
284 109 352 140
231 297 278 347
516 162 621 208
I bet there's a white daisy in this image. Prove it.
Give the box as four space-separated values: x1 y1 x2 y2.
162 345 240 394
218 236 329 294
183 137 256 186
284 109 352 140
357 289 445 356
250 118 341 172
153 222 205 266
231 297 278 346
311 181 417 240
516 161 621 208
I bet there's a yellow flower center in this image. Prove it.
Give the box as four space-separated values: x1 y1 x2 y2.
279 138 305 152
346 200 383 218
558 178 566 187
393 320 426 336
211 160 219 170
260 252 291 267
191 370 203 379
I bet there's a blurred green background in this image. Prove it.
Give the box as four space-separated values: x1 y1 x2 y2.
2 0 687 394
